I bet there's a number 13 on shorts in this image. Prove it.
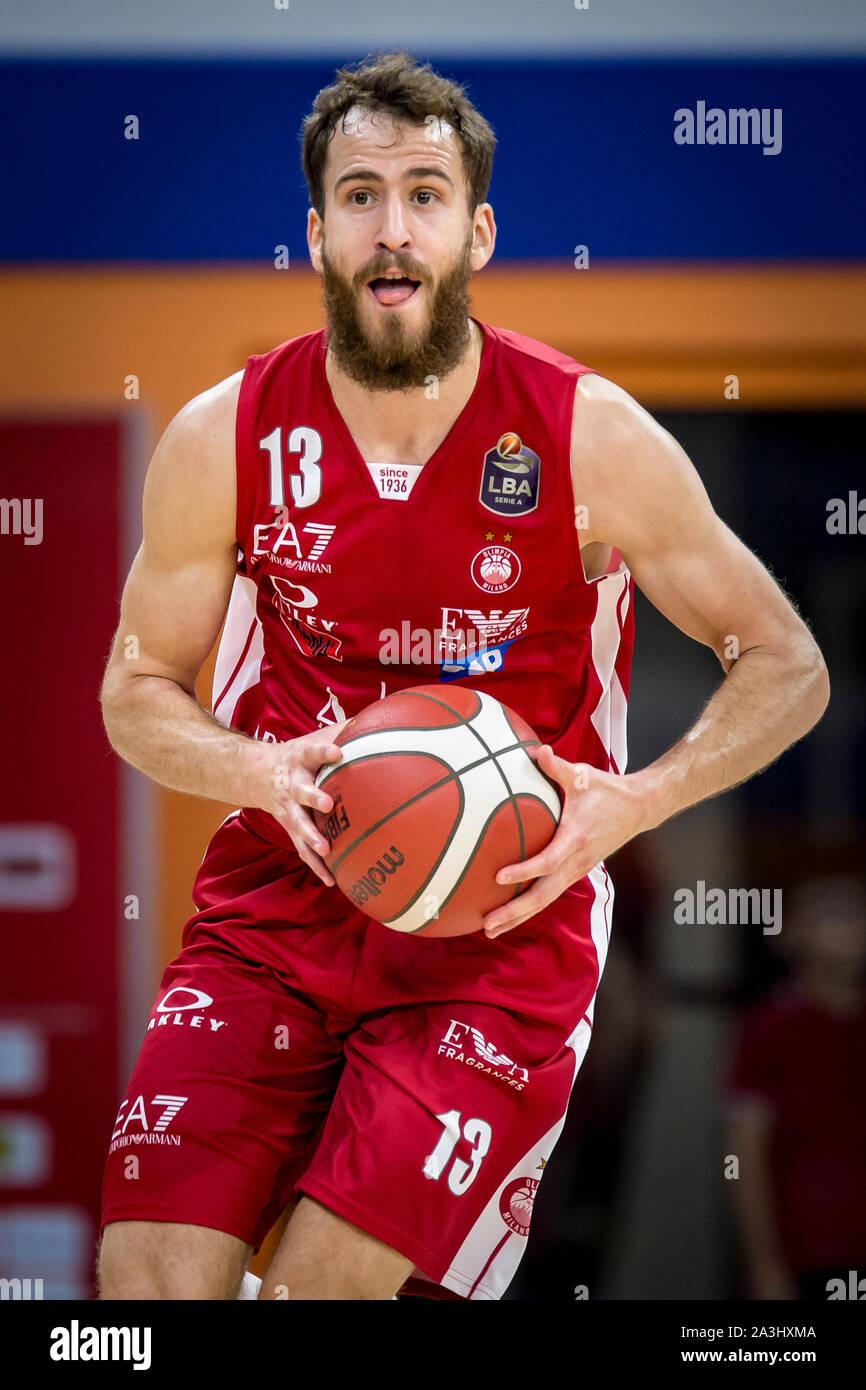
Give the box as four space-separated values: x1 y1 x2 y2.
422 1109 493 1195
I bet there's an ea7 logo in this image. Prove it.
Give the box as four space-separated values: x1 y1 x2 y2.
252 519 336 569
111 1094 188 1140
439 1019 529 1083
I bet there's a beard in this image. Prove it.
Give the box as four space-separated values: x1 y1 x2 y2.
320 235 474 392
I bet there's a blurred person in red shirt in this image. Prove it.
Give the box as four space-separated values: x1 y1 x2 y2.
725 873 866 1300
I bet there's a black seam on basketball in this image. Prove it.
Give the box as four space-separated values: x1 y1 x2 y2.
323 732 541 873
510 787 526 901
466 694 527 887
407 689 499 778
509 792 562 824
406 688 483 721
314 713 513 789
322 684 549 921
507 792 562 901
327 757 456 875
320 747 452 792
394 796 523 933
327 745 507 876
406 691 521 826
321 717 471 758
316 726 466 787
385 776 469 931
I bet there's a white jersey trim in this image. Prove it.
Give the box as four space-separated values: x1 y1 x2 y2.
212 574 264 728
437 860 613 1300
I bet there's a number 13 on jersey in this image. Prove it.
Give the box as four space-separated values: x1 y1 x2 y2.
259 426 323 509
423 1109 493 1195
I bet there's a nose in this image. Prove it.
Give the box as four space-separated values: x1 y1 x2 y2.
374 191 412 253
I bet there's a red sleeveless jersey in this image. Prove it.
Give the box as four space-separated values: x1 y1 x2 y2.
213 318 634 847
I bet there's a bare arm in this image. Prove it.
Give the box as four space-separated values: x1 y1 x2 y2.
574 373 829 827
99 372 341 883
484 373 829 935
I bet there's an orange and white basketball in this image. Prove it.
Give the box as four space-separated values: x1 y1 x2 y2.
313 685 561 937
496 431 523 458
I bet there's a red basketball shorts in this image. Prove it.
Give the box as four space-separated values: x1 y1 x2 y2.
100 811 614 1300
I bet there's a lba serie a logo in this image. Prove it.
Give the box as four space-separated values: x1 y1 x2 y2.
480 432 540 517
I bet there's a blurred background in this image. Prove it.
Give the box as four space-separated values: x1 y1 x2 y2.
0 1 864 1301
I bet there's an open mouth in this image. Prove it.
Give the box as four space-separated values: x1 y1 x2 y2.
367 276 422 306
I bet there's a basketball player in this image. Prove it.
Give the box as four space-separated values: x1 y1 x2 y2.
96 53 829 1300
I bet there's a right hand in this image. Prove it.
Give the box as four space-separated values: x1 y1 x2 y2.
248 721 353 885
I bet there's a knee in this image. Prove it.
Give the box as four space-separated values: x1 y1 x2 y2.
97 1222 243 1300
258 1268 382 1300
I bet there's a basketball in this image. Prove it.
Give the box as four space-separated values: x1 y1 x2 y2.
313 685 562 937
497 431 522 457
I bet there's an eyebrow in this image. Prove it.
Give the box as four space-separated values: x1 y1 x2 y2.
333 166 455 193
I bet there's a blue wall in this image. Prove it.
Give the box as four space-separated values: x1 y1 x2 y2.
2 57 863 261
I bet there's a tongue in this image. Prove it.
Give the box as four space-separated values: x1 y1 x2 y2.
372 280 417 305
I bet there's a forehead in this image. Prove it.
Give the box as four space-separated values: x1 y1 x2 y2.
323 105 464 186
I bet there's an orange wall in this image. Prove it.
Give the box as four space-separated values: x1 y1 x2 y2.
2 262 864 977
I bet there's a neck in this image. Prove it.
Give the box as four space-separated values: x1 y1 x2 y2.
323 317 483 465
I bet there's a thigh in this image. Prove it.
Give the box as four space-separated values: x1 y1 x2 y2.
260 1196 413 1300
294 1000 590 1300
98 1219 251 1300
100 941 344 1255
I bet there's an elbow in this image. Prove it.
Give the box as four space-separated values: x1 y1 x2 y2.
99 665 133 753
98 676 121 752
794 634 830 731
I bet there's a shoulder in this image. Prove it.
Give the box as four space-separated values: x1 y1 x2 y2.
482 321 592 381
568 372 712 547
150 370 243 477
241 329 326 387
571 372 673 464
142 370 244 539
170 368 245 446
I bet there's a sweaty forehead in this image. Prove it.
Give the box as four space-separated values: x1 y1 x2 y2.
326 105 461 180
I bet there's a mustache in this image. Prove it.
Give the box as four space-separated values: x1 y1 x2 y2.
352 254 431 289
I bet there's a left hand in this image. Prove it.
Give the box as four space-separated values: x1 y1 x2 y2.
482 745 649 938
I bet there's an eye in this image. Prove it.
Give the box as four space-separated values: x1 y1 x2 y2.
349 189 372 206
414 189 437 205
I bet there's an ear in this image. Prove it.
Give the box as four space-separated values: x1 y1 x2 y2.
307 207 324 273
470 203 496 273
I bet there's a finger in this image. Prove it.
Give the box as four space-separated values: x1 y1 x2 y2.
496 826 575 885
289 813 336 886
295 842 335 888
533 744 589 793
294 778 335 815
272 806 335 886
298 740 344 770
483 875 564 937
276 804 331 861
327 716 356 738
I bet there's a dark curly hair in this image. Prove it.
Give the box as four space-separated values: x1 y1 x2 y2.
301 51 497 217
